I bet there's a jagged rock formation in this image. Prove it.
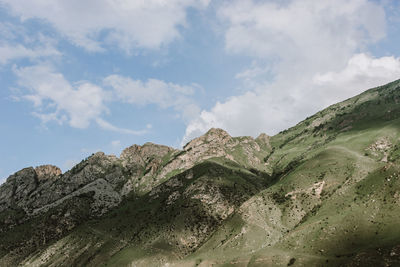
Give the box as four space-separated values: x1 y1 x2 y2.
0 129 271 220
1 79 400 266
35 165 62 181
158 128 272 179
0 168 38 213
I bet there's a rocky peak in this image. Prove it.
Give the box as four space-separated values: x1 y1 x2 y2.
85 152 118 167
121 143 175 163
7 167 38 187
140 143 176 161
35 165 62 181
119 143 176 181
184 128 232 151
120 145 141 162
118 143 177 195
205 127 230 138
0 167 38 212
256 133 271 148
88 151 109 161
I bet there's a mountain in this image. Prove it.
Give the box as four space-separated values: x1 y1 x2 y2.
1 79 400 266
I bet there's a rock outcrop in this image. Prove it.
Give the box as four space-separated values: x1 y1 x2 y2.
1 79 400 267
256 133 271 149
0 128 272 224
0 128 273 265
35 165 62 181
0 167 38 213
158 128 272 179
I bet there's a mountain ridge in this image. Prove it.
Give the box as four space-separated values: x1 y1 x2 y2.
1 79 400 266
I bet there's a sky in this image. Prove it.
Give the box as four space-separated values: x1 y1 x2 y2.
0 0 400 182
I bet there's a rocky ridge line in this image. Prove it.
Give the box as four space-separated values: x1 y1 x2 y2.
0 129 271 220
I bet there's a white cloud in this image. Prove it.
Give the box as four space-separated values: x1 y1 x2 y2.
14 64 109 128
0 0 210 52
0 43 60 65
96 118 147 135
184 54 400 143
183 91 292 145
313 53 400 98
219 0 385 64
0 23 61 65
104 74 201 122
13 64 147 134
13 64 200 134
183 0 395 143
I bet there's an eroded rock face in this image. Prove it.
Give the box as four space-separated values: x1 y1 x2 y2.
158 128 272 179
11 168 38 202
0 168 38 213
0 128 271 222
0 152 123 218
184 128 232 150
119 143 177 194
366 137 393 162
121 142 174 162
0 127 271 255
120 143 175 176
35 165 62 181
0 128 272 266
256 133 271 149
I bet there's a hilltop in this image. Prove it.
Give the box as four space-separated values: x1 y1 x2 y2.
0 79 400 266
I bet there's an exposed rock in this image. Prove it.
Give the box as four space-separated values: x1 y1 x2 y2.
285 181 325 199
0 151 124 218
0 168 38 213
308 113 334 129
10 168 38 200
120 145 145 165
31 178 120 216
370 138 392 152
35 165 62 181
366 137 393 161
184 128 232 151
0 128 271 224
119 142 177 194
158 129 233 179
1 80 400 267
121 142 175 165
120 143 175 177
256 133 271 148
166 191 181 205
0 128 272 265
157 128 272 180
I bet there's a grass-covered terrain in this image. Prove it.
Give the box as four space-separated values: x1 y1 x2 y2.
0 79 400 266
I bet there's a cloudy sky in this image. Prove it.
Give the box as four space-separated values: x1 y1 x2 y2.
1 0 400 182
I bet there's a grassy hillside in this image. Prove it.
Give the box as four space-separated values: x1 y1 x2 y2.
177 79 400 266
0 79 399 266
13 161 272 266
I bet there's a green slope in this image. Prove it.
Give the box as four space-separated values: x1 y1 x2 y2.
0 79 400 266
5 161 273 266
178 79 400 266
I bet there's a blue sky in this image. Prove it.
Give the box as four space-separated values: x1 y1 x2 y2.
1 0 400 182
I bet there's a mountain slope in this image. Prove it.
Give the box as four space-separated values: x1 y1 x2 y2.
182 79 400 266
0 79 399 266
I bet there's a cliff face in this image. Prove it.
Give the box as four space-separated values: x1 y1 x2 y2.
1 80 400 266
0 126 273 266
35 165 62 181
0 127 272 222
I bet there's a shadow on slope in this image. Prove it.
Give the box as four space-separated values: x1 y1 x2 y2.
17 160 277 266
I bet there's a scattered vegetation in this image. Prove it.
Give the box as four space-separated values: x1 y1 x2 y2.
1 79 400 266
